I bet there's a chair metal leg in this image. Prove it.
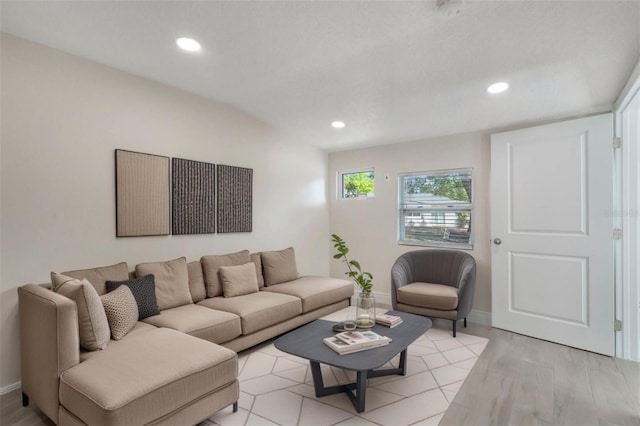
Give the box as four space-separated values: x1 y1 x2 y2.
464 317 467 328
452 320 457 337
22 392 29 407
232 401 238 412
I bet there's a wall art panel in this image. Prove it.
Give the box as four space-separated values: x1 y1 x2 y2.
172 158 216 235
217 165 253 233
115 149 170 237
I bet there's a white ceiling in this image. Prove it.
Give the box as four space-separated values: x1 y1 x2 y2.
1 1 639 151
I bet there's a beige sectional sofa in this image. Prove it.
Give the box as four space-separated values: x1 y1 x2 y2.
18 248 353 425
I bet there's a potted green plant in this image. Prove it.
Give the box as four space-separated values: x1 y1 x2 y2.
331 234 376 328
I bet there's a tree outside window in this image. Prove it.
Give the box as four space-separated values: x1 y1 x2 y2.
341 171 374 198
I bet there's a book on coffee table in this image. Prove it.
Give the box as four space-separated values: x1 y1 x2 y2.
323 330 391 355
376 313 403 328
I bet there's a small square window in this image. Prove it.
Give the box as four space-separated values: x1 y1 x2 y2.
340 170 374 199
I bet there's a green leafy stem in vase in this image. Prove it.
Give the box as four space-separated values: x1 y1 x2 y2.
331 234 373 293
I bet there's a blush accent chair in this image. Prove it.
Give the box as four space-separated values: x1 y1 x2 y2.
391 249 476 337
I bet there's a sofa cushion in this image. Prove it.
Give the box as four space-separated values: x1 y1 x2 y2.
142 304 241 344
250 252 265 288
198 292 302 335
220 262 259 298
135 257 192 311
187 260 207 303
261 276 354 313
100 286 138 340
59 328 237 426
201 250 251 297
261 247 298 286
396 282 459 310
396 303 458 320
80 322 157 362
106 275 160 320
62 262 129 295
51 273 110 351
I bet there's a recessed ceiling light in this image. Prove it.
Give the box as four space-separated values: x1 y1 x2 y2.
331 121 346 129
487 82 509 94
176 37 201 52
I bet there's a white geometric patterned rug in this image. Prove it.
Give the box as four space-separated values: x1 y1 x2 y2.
205 309 489 426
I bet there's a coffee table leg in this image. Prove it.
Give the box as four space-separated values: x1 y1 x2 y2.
354 370 367 413
310 361 346 397
399 349 408 375
310 361 326 396
309 361 368 413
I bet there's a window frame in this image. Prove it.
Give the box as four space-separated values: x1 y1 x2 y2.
397 168 473 249
338 168 375 200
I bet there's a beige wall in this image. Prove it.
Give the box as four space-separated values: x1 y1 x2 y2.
329 132 491 316
0 34 330 389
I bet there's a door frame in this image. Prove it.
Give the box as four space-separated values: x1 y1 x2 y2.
614 59 640 361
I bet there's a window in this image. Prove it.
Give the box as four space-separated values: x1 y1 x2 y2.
398 169 473 248
340 170 374 199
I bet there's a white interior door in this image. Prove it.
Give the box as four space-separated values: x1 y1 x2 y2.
491 114 614 356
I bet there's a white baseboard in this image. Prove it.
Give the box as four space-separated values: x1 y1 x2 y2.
0 381 21 396
468 309 492 326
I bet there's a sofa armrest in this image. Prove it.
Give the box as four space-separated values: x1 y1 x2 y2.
18 284 80 424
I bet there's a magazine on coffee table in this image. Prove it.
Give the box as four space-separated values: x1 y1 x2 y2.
323 330 391 355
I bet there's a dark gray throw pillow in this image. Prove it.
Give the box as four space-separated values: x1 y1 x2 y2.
106 274 160 320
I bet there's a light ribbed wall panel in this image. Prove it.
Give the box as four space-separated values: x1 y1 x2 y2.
217 165 253 233
172 158 216 235
115 150 170 237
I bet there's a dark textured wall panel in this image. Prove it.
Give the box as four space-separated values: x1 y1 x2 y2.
217 165 252 233
172 158 216 235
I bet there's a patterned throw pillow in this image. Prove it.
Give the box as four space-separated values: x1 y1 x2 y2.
51 272 110 351
106 275 160 320
101 286 138 340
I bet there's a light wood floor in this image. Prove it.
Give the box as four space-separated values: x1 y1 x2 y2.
440 322 640 426
2 322 639 425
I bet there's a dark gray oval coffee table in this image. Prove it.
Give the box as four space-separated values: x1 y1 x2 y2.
274 310 432 413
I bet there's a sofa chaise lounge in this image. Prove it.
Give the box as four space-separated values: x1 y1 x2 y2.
18 247 353 425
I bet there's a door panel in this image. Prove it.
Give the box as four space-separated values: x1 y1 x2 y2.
491 114 614 355
509 133 587 234
509 252 587 325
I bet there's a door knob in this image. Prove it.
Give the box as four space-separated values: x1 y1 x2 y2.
493 238 502 245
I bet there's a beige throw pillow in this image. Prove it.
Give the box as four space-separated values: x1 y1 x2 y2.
187 261 207 303
135 257 192 311
51 272 110 351
250 252 265 288
261 247 298 286
219 262 260 298
62 262 129 295
201 250 251 297
101 286 138 340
